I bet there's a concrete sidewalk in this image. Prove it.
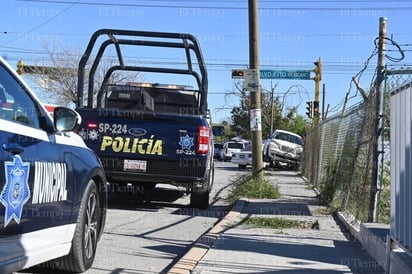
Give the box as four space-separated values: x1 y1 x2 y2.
168 170 385 274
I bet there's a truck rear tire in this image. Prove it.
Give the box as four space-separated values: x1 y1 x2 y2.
190 162 214 209
190 191 210 209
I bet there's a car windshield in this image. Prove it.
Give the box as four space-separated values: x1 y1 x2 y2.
228 142 244 149
275 132 303 146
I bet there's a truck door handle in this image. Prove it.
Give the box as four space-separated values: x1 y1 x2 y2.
2 143 24 154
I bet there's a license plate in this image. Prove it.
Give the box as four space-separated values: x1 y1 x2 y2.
240 155 245 158
124 159 147 172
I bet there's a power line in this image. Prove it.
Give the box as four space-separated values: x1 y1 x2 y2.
2 50 378 74
1 1 78 46
18 0 412 11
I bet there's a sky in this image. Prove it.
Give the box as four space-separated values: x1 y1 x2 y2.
0 0 411 123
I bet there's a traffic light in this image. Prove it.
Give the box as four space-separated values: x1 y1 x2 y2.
313 58 322 82
313 100 319 116
17 60 24 75
231 69 245 79
306 101 313 118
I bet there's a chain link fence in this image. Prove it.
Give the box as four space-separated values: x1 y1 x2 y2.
386 68 412 89
302 68 412 226
302 93 377 224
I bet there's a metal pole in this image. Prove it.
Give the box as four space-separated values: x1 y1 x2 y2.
248 0 263 179
270 83 274 134
322 83 326 120
369 17 387 222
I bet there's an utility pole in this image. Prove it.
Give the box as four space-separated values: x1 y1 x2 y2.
248 0 263 180
369 17 387 222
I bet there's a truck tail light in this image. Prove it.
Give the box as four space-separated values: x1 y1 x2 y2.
75 121 97 134
197 126 210 155
87 122 98 129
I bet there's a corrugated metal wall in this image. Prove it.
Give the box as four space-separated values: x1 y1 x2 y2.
390 81 412 251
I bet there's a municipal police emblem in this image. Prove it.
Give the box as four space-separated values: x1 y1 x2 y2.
0 155 31 227
179 134 194 150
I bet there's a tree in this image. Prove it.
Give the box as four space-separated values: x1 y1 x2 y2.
288 114 307 136
230 104 250 139
24 43 140 106
227 82 251 139
226 83 309 139
261 95 284 137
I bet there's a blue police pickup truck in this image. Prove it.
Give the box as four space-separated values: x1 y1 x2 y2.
75 29 216 209
0 57 107 273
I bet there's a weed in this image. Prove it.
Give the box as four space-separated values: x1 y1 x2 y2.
319 157 339 205
242 216 305 229
226 174 281 205
377 161 390 224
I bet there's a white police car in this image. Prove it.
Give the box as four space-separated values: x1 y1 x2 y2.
0 57 107 273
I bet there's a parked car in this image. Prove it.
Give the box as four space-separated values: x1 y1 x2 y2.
263 129 303 169
0 56 107 273
220 141 245 161
213 143 223 160
231 142 266 169
231 143 253 169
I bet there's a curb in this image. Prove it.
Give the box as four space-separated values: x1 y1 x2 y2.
166 198 248 274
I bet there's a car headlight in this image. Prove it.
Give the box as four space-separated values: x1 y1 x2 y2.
269 142 279 150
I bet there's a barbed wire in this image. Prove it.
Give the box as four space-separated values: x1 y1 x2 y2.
331 41 378 113
334 34 407 114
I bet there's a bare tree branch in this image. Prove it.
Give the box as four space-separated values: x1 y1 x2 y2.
26 42 141 106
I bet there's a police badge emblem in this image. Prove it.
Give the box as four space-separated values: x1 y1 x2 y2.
179 134 194 150
0 155 31 227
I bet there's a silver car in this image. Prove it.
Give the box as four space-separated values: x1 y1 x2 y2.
263 130 303 169
231 143 253 169
220 141 245 162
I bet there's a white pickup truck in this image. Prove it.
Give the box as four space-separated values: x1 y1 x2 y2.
263 129 303 169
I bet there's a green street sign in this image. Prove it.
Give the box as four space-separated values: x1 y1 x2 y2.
260 69 311 80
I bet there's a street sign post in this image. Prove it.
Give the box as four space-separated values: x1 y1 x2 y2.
243 69 259 89
260 69 311 80
232 69 312 80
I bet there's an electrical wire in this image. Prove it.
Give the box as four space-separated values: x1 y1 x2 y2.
332 34 407 114
375 37 405 63
0 1 79 46
18 0 412 11
328 41 378 113
6 0 412 109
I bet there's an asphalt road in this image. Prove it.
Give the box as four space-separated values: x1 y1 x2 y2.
17 161 242 274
